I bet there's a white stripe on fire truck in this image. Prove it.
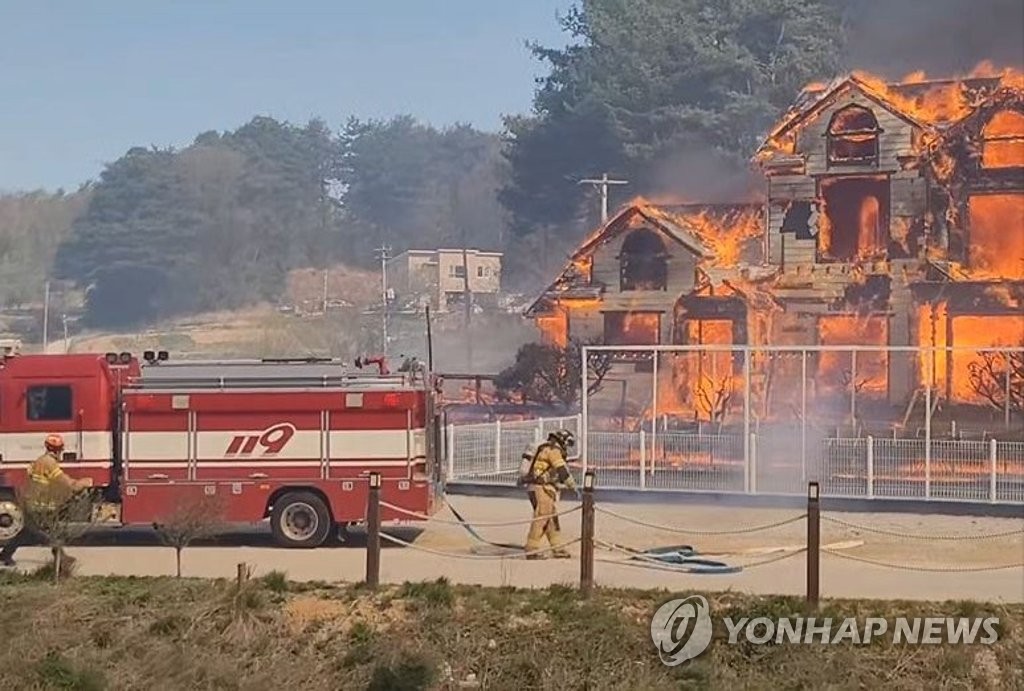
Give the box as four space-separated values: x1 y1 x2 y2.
1 430 427 463
126 459 419 468
0 431 111 463
125 429 425 461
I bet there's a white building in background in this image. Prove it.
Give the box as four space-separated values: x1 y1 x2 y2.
386 249 502 311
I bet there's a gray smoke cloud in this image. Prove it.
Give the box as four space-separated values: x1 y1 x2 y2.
842 0 1024 76
646 145 765 203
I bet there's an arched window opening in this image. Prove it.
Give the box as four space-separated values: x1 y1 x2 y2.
981 109 1024 168
619 228 668 291
827 105 881 165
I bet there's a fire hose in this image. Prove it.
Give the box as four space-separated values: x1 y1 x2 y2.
444 499 524 551
599 542 743 574
444 497 742 572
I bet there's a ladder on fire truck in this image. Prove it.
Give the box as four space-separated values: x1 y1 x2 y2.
128 357 426 391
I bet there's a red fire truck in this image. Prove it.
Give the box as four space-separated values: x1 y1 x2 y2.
0 345 444 548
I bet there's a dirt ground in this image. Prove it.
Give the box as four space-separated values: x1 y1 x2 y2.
7 496 1023 602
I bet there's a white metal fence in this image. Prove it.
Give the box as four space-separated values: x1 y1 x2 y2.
445 417 1024 504
446 415 581 483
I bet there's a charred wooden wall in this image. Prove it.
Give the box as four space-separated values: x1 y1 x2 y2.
569 225 701 344
765 89 931 269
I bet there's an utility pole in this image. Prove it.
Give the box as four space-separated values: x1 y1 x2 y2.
62 314 69 353
42 281 50 353
579 172 629 223
375 245 391 355
461 245 473 371
322 269 328 314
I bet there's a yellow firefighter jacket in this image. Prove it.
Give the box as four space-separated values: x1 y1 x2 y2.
526 443 577 490
26 452 75 510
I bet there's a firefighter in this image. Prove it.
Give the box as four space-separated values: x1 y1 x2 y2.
521 429 578 559
0 434 90 568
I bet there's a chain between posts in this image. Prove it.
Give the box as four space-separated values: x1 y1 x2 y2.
380 532 582 560
823 549 1024 573
821 515 1024 541
380 500 581 526
365 475 1020 598
595 506 807 535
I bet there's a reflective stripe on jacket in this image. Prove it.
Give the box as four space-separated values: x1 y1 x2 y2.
29 452 65 485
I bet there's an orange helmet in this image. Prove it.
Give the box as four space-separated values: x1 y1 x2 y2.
44 434 65 452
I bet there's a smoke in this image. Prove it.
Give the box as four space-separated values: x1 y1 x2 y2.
842 0 1024 77
391 311 536 373
644 144 765 204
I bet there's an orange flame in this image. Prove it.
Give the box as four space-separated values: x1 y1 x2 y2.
918 303 1024 404
536 313 568 348
638 201 763 267
981 110 1024 169
967 194 1024 280
817 315 889 395
759 62 1024 162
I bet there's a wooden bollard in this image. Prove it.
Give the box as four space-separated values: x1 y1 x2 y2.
580 471 596 597
236 562 249 587
365 472 382 589
806 482 820 610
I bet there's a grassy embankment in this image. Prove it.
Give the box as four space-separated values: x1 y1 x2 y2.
0 571 1020 690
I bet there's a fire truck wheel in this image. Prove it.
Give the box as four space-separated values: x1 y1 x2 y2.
270 492 331 548
0 498 25 545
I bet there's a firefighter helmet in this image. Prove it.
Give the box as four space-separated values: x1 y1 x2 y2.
548 429 576 450
44 433 65 453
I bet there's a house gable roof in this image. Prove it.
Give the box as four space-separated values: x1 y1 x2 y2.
524 203 721 317
755 75 932 161
755 73 1011 163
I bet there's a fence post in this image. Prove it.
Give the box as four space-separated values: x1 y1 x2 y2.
651 352 659 477
581 345 589 476
446 424 455 480
639 429 647 490
748 432 758 494
806 482 820 610
866 436 874 499
990 438 998 504
800 349 808 482
236 562 249 587
743 348 752 491
366 472 381 589
924 385 932 500
494 419 503 474
580 471 596 597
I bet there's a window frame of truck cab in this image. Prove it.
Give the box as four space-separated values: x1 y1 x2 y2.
25 384 74 422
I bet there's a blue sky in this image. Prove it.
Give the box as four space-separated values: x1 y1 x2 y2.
0 0 573 192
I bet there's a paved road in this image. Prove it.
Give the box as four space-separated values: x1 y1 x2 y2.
7 497 1023 603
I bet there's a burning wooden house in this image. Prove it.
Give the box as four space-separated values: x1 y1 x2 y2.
527 65 1023 425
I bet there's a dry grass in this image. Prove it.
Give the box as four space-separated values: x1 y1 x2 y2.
0 572 1020 690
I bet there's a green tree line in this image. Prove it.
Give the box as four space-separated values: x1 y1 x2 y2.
2 0 854 328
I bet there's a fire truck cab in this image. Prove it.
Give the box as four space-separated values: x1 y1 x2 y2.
0 344 444 548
